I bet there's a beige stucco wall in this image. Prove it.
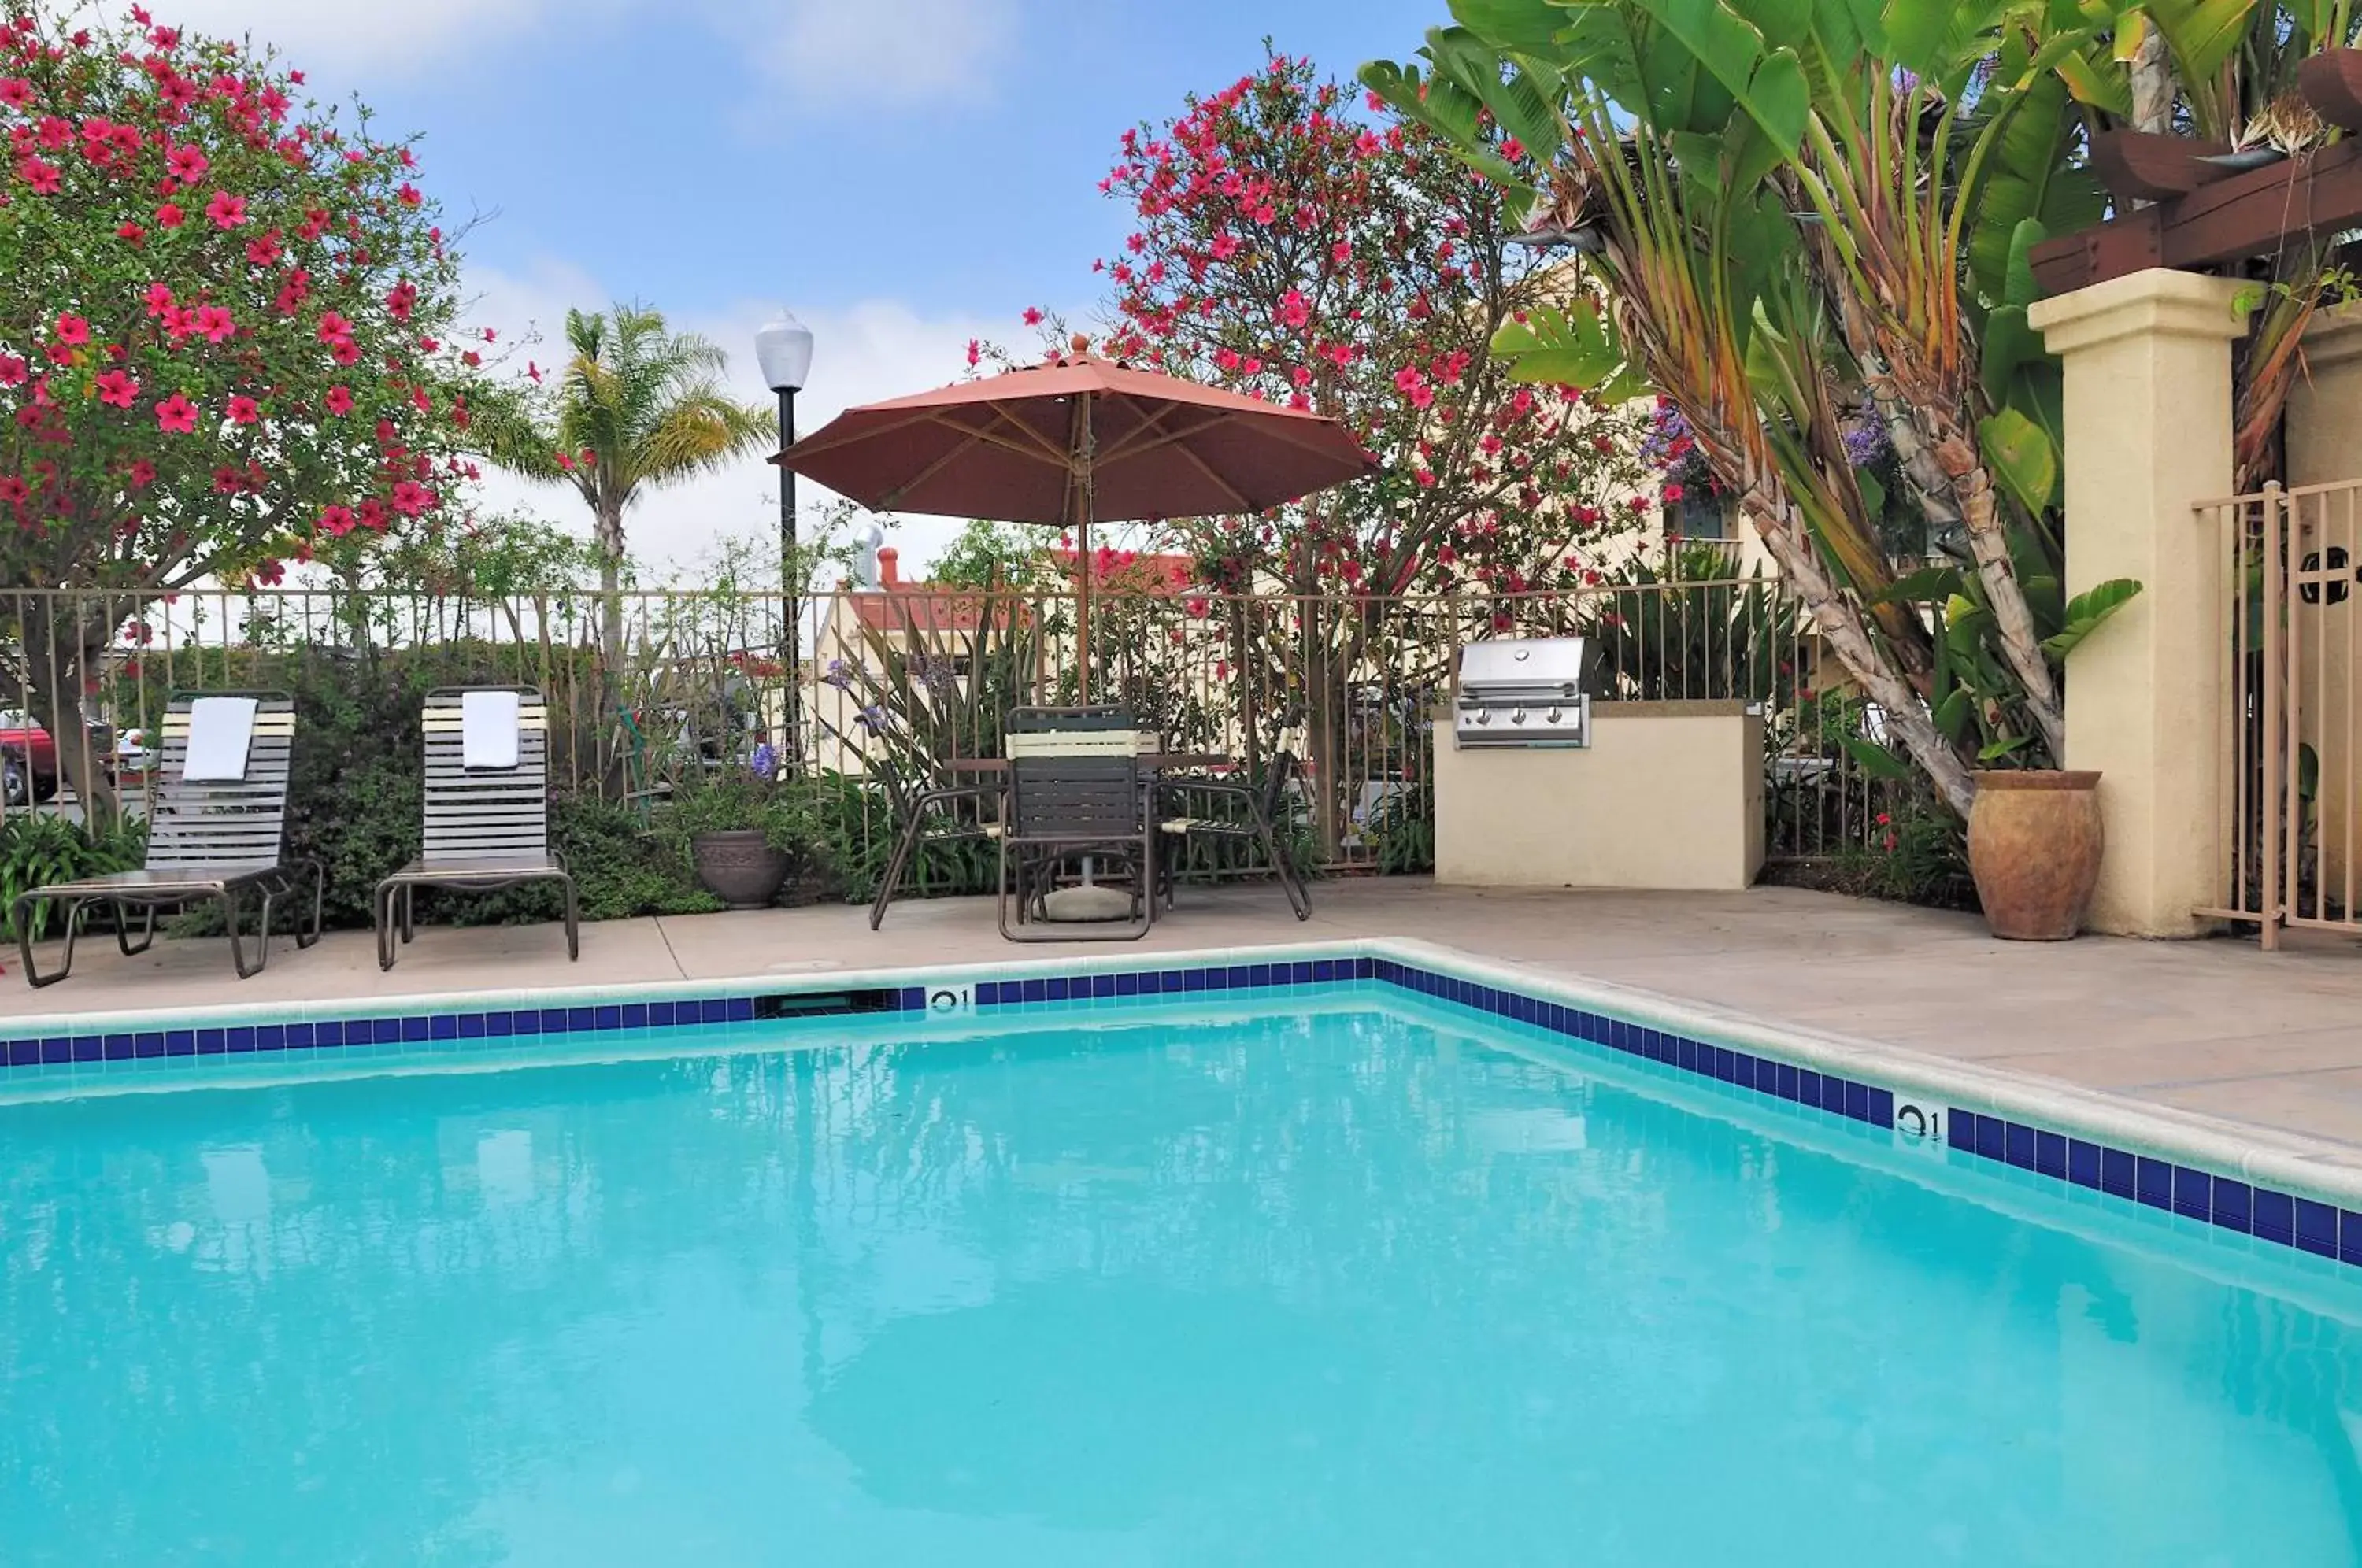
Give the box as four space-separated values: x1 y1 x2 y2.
2028 269 2254 937
1432 701 1764 890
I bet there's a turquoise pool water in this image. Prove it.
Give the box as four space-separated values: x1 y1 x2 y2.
3 996 2360 1564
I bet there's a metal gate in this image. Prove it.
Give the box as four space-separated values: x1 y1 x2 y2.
2205 479 2362 947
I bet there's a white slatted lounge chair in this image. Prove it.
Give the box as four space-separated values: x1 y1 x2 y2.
373 686 577 970
13 690 320 986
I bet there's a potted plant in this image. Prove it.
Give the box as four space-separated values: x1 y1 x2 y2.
1965 769 2105 940
1960 581 2145 941
658 745 818 910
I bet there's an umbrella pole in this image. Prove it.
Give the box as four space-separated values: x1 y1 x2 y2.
1075 394 1095 706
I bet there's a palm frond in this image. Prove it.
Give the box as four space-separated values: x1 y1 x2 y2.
641 392 779 483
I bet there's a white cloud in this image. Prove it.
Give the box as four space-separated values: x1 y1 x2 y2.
461 261 1012 580
739 0 1016 106
157 0 574 73
157 0 1015 103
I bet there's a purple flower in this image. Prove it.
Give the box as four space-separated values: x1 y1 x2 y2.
1842 417 1890 470
750 742 779 779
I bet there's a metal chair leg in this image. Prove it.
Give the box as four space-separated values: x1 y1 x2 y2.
298 861 324 949
222 889 253 979
246 887 276 978
1259 819 1312 919
871 819 923 931
17 893 77 988
562 875 580 960
112 899 158 956
375 878 399 971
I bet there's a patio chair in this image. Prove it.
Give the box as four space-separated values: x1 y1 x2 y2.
868 757 1002 930
14 690 322 987
1157 750 1312 920
997 705 1154 942
374 686 577 971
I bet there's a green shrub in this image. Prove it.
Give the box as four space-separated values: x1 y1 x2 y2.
0 813 148 940
422 797 724 926
1361 784 1434 876
798 770 995 906
1838 804 1976 909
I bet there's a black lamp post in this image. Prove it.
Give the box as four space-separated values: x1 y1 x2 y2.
754 309 813 772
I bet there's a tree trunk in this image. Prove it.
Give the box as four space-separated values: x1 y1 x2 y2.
2131 28 2175 138
597 505 625 668
1735 490 1979 820
1835 284 2068 764
21 595 124 827
1301 598 1346 862
594 501 629 796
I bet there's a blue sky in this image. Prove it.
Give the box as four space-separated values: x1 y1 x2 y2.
174 0 1451 569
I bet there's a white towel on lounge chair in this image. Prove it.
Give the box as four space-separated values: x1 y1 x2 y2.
182 696 257 782
461 689 520 771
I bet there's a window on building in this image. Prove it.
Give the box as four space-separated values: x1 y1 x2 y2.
1667 488 1729 541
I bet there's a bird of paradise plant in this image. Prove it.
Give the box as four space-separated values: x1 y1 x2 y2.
1368 0 2359 816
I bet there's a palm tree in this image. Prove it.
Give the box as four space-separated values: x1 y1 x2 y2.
490 304 777 656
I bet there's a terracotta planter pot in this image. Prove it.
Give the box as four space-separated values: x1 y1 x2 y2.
690 830 790 910
1967 771 2104 941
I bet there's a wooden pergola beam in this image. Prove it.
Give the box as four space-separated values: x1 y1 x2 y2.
2031 46 2362 297
2086 131 2235 204
2032 139 2362 294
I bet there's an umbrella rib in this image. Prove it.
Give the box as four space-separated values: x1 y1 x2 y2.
876 420 1011 508
779 405 943 460
1094 410 1238 468
979 401 1075 465
876 409 1066 510
1086 395 1257 513
1250 416 1375 464
1161 432 1257 514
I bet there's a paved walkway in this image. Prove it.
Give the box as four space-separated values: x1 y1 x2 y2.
11 879 2362 1151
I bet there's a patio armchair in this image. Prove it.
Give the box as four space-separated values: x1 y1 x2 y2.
868 757 1003 930
1157 750 1312 920
14 690 323 986
997 705 1154 941
374 686 578 971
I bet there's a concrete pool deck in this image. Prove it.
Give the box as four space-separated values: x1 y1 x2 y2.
10 878 2362 1154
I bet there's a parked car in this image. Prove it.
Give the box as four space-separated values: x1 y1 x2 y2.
0 709 118 806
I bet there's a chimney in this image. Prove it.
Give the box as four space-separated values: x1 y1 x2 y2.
876 545 900 587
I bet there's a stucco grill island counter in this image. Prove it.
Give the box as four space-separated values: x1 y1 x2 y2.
1433 693 1766 892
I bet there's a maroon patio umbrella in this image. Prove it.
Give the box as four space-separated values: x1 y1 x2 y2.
775 340 1376 701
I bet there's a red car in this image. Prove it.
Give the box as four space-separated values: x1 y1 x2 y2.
0 709 118 806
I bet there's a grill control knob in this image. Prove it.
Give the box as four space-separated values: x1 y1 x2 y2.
1511 708 1527 725
1546 706 1563 725
1474 708 1492 725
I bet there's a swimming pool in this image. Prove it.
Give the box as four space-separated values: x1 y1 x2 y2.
3 956 2360 1563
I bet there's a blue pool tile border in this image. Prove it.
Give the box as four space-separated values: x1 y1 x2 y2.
4 945 2356 1274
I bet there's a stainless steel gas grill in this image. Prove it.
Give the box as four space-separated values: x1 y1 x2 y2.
1453 637 1598 749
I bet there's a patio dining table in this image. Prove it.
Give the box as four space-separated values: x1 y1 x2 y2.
954 753 1237 927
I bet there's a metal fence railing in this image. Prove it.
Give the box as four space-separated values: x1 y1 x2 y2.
0 573 1901 882
2200 479 2362 946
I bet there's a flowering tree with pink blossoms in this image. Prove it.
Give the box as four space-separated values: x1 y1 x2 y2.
1089 54 1650 848
0 3 494 812
1095 54 1649 601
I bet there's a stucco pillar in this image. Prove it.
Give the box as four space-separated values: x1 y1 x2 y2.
2027 269 2253 937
